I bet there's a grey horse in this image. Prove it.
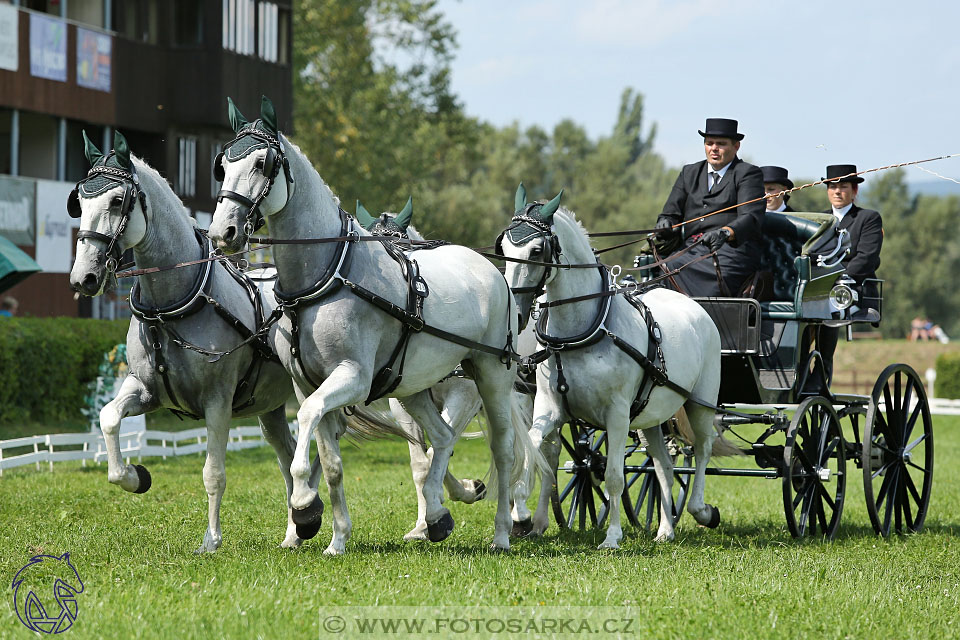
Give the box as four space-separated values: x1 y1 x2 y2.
68 130 315 553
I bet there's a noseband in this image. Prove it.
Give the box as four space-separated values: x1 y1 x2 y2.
214 128 293 237
68 161 147 272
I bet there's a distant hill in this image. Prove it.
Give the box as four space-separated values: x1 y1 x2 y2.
907 180 960 197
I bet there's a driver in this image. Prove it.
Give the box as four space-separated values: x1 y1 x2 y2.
655 118 765 297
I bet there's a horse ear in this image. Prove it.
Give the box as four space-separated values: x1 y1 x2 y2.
395 196 413 230
113 130 132 169
82 130 103 166
539 189 564 221
227 97 248 132
260 95 279 135
355 200 376 229
514 183 527 212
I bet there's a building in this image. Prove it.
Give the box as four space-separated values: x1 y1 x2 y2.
0 0 292 317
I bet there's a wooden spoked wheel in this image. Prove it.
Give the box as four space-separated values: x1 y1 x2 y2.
551 422 608 530
622 436 693 532
782 396 846 539
863 364 933 536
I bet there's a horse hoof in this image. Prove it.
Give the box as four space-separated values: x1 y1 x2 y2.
511 518 533 538
703 504 721 529
133 465 152 494
488 543 509 554
426 512 454 542
292 497 324 540
471 479 486 501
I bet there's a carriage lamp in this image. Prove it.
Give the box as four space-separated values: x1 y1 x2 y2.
829 275 859 311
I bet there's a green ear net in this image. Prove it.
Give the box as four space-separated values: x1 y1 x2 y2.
539 189 564 222
227 97 249 132
515 183 527 212
82 130 103 166
395 196 413 230
355 200 376 229
113 130 132 169
260 95 279 135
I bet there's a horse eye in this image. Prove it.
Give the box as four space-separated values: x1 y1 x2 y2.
255 159 264 169
530 246 543 256
112 196 123 207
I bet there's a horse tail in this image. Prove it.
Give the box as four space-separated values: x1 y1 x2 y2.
482 390 549 497
673 406 742 457
343 402 422 447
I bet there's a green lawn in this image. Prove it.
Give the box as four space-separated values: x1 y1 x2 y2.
1 416 958 639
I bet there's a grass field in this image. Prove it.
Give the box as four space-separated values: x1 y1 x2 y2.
1 412 958 639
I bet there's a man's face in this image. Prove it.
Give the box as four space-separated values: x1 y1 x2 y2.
764 182 788 210
704 137 739 169
827 182 857 209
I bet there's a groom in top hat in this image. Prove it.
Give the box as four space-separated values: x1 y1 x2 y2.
655 118 765 297
762 166 795 213
815 163 884 385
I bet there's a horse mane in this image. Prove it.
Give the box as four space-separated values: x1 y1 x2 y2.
281 134 342 213
131 155 193 224
551 207 595 263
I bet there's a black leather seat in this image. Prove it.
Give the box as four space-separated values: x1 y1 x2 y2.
756 213 829 318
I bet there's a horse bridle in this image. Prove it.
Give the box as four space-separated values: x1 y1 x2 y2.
495 205 562 296
67 162 147 272
214 128 293 237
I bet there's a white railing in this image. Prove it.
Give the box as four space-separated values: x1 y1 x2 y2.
0 424 292 475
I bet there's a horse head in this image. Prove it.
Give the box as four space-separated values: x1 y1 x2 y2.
209 95 293 253
355 196 415 239
498 183 563 328
68 130 148 296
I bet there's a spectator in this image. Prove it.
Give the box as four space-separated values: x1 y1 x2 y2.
0 296 17 318
910 317 930 341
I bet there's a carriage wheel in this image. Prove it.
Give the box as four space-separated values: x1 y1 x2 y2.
551 422 609 530
621 437 693 532
782 396 846 539
863 364 933 536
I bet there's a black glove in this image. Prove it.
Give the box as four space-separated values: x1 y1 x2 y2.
702 227 731 252
654 217 678 238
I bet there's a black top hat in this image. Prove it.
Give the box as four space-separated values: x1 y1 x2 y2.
761 166 794 188
698 118 744 141
823 164 864 184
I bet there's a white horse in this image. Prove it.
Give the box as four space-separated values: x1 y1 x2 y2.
357 199 543 539
68 130 312 553
207 96 544 554
500 186 729 549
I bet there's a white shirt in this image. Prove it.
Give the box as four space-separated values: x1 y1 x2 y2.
832 203 853 222
708 161 733 190
767 202 788 213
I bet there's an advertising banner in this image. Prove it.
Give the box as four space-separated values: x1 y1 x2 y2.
29 13 66 82
77 27 111 92
35 179 78 273
0 176 36 246
0 4 18 72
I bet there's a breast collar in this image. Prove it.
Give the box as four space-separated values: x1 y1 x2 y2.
272 207 355 308
535 263 613 351
129 228 214 321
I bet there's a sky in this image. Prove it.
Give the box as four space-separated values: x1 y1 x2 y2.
435 0 960 187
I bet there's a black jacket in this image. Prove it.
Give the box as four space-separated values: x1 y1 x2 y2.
827 204 883 283
658 157 765 246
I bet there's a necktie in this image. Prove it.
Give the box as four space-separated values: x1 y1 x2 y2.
710 172 720 191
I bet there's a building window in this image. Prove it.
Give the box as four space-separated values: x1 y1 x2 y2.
222 0 255 56
277 8 289 64
114 0 158 44
173 0 204 46
257 1 277 63
176 136 196 198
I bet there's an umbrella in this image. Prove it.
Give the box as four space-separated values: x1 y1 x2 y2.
0 234 42 294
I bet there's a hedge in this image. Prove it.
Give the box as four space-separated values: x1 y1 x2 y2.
0 318 129 425
935 352 960 400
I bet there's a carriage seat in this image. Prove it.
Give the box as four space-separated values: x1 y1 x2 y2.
756 212 831 319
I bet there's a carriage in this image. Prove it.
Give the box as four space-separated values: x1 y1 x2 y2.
546 210 933 540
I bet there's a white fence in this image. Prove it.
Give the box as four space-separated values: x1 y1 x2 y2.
0 425 286 475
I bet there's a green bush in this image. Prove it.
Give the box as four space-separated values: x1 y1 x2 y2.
0 318 129 425
936 352 960 399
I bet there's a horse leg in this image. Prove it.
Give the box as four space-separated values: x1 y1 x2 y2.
641 423 676 542
599 412 630 550
258 405 321 548
472 357 521 552
527 394 563 536
438 382 485 504
390 397 432 541
99 375 155 493
684 402 721 528
290 364 368 555
396 392 459 543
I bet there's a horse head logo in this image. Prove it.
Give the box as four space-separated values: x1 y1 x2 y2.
11 553 84 634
